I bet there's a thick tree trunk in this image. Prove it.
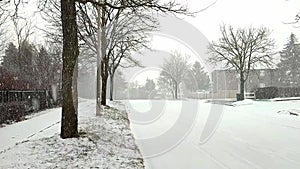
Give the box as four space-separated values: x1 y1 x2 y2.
109 74 114 101
73 62 78 113
101 79 107 105
60 0 79 139
100 5 108 106
239 73 245 101
101 60 108 105
174 82 178 99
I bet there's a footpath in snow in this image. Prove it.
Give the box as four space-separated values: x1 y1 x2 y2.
0 99 144 169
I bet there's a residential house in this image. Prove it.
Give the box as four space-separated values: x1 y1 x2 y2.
211 69 282 98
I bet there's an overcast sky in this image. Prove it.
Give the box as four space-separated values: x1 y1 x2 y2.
21 0 300 50
151 0 300 51
186 0 300 48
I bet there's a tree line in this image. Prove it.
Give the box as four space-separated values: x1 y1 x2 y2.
127 52 210 100
1 41 62 90
158 51 210 99
0 0 196 138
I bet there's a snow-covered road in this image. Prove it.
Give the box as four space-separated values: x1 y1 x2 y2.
125 99 300 169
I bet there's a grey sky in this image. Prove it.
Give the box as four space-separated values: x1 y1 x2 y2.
185 0 300 49
14 0 300 49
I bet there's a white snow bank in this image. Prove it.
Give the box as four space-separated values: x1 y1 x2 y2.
231 99 255 106
0 101 144 169
277 109 300 116
271 97 300 101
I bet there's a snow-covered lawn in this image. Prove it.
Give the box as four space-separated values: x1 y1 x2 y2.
125 99 300 169
0 99 144 169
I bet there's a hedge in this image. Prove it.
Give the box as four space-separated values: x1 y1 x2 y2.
255 87 300 99
0 101 28 124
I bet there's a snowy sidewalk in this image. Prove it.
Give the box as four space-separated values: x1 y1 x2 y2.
0 99 144 169
0 108 62 152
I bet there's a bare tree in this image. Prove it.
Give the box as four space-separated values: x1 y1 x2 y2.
0 18 36 82
39 0 63 45
284 11 300 28
75 0 192 113
0 0 23 18
0 13 7 57
46 41 63 91
158 51 189 99
40 0 193 138
76 0 191 15
1 0 196 138
3 0 210 139
106 10 156 101
208 25 276 100
76 2 158 104
11 18 36 78
12 18 34 47
0 1 12 59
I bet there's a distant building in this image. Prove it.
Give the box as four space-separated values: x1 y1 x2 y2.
211 69 282 98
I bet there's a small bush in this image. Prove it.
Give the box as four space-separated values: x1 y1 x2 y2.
255 86 300 99
0 101 27 124
255 87 278 99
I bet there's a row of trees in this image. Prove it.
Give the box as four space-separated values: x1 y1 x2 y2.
59 0 194 138
0 0 195 138
128 78 156 99
1 42 62 90
136 28 298 101
158 51 210 99
126 52 210 100
0 3 63 92
40 0 159 106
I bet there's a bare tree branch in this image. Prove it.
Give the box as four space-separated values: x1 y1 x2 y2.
208 25 276 100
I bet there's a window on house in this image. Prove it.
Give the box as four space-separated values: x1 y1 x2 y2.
259 83 265 88
260 70 265 77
